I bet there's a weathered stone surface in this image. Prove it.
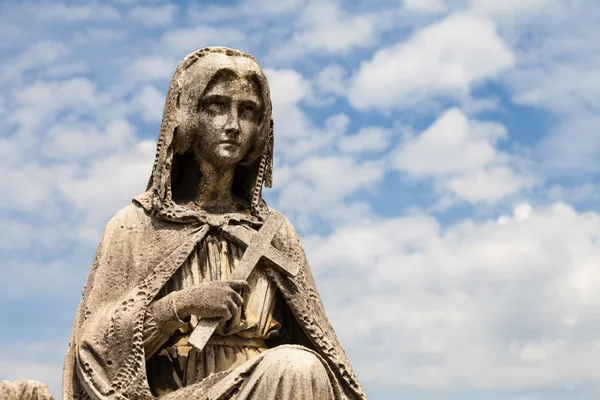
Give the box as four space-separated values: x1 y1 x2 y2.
63 47 367 399
0 380 54 400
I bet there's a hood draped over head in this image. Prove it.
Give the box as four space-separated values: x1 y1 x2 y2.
135 47 274 223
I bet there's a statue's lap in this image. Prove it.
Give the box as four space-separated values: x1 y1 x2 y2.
162 345 334 400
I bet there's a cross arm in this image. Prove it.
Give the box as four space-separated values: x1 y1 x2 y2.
221 222 301 278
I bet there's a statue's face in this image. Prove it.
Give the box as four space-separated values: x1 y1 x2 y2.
193 76 263 167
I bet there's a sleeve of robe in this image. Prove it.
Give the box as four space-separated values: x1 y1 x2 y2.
64 204 208 400
267 211 368 400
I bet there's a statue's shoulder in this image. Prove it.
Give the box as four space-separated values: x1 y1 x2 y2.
266 206 285 220
266 207 302 244
267 207 294 229
104 202 151 233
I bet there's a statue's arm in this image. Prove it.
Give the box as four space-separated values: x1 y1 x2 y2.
73 208 187 393
143 295 187 358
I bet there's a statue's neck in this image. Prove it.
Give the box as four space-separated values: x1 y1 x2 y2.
194 161 237 213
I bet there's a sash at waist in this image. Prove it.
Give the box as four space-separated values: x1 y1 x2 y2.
206 335 266 348
169 332 267 349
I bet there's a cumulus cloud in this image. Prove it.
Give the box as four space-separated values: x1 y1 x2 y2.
26 2 121 22
307 202 600 390
127 56 177 82
0 338 69 398
314 64 349 99
276 155 385 222
9 78 101 138
160 25 247 56
348 12 515 111
265 68 314 143
279 0 387 57
263 67 387 226
393 108 534 205
403 0 447 13
0 71 158 300
129 4 179 27
339 126 391 154
502 2 600 175
469 0 552 24
131 85 167 123
1 40 69 84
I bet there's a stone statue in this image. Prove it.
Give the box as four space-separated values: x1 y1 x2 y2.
0 380 54 400
63 47 367 400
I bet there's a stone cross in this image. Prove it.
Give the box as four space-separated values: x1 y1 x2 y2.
188 212 301 350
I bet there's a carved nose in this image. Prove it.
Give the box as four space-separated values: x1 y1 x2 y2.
225 108 240 135
225 124 239 135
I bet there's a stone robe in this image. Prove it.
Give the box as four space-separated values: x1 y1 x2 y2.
62 203 367 400
146 229 324 397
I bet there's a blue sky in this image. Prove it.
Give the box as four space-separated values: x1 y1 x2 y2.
1 0 600 398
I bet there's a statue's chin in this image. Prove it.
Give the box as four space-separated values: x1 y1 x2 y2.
212 144 245 165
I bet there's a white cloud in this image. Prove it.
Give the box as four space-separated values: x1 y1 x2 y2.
0 338 69 398
348 12 515 111
314 64 348 98
547 183 600 205
264 67 388 226
0 23 22 38
27 2 121 22
266 68 314 108
403 0 448 13
43 119 136 159
469 0 552 24
187 0 305 22
281 0 386 56
265 68 314 146
0 161 64 212
131 85 166 123
536 116 600 175
0 94 6 116
57 139 156 240
73 28 128 44
10 78 101 139
339 126 391 154
275 155 384 225
127 56 176 82
129 4 179 27
1 40 69 84
160 25 247 56
307 202 600 390
0 73 154 229
497 2 600 175
393 108 534 204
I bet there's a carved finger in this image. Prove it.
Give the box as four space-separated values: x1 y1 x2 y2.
231 291 243 308
229 280 250 292
221 305 232 321
226 298 238 317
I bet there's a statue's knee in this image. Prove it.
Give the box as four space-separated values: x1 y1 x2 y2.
263 346 325 376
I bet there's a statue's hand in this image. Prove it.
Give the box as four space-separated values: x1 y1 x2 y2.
174 280 249 321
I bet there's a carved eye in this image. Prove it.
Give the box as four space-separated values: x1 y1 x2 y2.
240 103 257 120
202 98 228 114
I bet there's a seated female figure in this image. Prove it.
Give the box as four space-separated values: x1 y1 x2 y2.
63 47 366 400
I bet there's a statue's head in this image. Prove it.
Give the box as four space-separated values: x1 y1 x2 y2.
137 47 274 222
